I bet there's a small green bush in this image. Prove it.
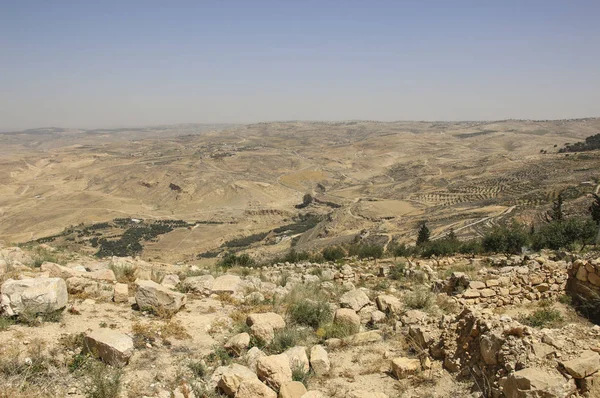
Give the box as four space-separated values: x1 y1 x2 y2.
291 363 312 387
85 362 123 398
388 263 405 280
318 323 356 339
268 327 309 354
404 288 433 310
0 317 15 331
322 246 345 262
287 299 332 329
520 308 564 328
218 252 255 268
188 361 207 378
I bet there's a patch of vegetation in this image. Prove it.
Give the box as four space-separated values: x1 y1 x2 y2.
0 316 15 330
218 252 255 268
197 250 221 259
287 299 332 329
267 327 309 354
559 133 600 153
482 222 528 257
520 307 564 328
188 360 207 378
317 322 356 340
321 246 345 262
221 232 269 249
207 346 233 366
388 262 406 280
272 214 320 235
84 362 123 398
16 307 63 326
96 223 173 257
295 193 314 209
347 243 384 260
531 217 596 251
109 263 136 283
404 288 434 311
291 364 312 387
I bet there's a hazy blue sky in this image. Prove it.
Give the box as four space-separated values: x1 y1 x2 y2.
1 0 599 130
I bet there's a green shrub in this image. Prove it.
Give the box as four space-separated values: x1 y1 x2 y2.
531 218 596 251
85 362 123 398
317 323 356 339
404 288 433 310
109 264 136 283
287 299 332 329
0 317 15 331
387 242 414 258
322 246 346 262
482 222 528 257
348 244 384 260
207 346 232 366
388 263 405 280
268 327 309 354
218 252 255 268
188 360 207 378
520 308 564 328
291 363 312 387
419 238 461 258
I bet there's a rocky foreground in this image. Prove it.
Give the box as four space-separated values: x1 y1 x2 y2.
1 245 600 397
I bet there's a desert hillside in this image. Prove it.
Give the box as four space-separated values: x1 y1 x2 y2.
1 119 600 264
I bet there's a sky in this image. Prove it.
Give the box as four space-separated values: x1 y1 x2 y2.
1 0 600 130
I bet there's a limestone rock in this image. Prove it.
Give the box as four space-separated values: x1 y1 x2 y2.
279 381 307 398
501 368 576 398
135 279 186 313
251 323 276 345
284 346 309 372
180 274 215 293
66 276 114 298
214 364 258 397
247 312 286 330
339 289 370 311
246 346 266 373
309 345 330 376
224 333 250 356
256 354 292 391
376 294 402 314
561 350 600 379
391 357 420 379
247 312 286 344
84 329 134 366
334 308 360 330
579 372 600 396
161 274 180 289
236 379 277 398
211 275 243 294
113 283 129 303
1 277 68 316
343 330 383 345
480 333 504 365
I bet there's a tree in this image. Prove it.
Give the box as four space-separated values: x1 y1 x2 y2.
302 193 313 207
322 246 345 262
416 223 430 245
482 222 528 257
551 193 563 222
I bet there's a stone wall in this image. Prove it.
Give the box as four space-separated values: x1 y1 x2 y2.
566 259 600 317
445 257 570 308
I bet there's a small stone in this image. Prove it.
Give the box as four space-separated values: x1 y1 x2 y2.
391 357 420 379
309 345 330 376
